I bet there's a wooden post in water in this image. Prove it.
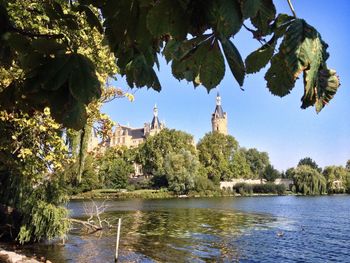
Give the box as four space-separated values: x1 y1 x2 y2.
115 218 122 262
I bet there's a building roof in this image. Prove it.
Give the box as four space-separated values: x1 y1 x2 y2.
129 128 145 139
151 116 161 129
119 126 145 140
213 105 225 118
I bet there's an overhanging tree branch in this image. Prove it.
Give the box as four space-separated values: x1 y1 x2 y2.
287 0 297 18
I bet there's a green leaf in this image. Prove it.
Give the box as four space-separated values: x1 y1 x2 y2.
21 53 100 126
69 54 101 104
147 0 189 39
241 0 262 19
172 55 199 82
31 39 66 54
245 36 276 74
171 37 210 82
199 40 225 90
43 2 63 20
163 39 181 63
125 54 162 91
3 32 31 53
314 69 340 112
265 53 294 96
208 0 243 37
221 38 245 86
27 55 71 91
116 48 134 72
60 102 87 131
0 2 10 34
0 82 17 110
52 1 65 18
163 35 209 63
250 0 276 36
75 5 103 33
265 19 340 111
272 13 295 37
49 86 87 130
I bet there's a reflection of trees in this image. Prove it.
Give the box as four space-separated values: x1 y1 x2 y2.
17 205 274 262
119 208 272 262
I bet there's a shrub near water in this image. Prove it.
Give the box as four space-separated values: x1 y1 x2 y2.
232 183 286 195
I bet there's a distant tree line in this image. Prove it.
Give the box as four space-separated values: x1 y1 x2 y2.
282 157 350 195
71 129 283 195
73 129 350 197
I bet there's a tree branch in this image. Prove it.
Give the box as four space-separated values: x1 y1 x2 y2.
287 0 297 18
69 218 103 231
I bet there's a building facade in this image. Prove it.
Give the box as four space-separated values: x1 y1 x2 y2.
211 93 228 134
88 105 165 151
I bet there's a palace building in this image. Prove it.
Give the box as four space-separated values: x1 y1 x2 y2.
89 93 228 152
87 93 228 177
87 104 165 152
110 104 164 149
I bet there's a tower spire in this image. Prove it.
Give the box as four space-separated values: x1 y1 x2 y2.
153 104 158 117
151 104 160 130
216 92 221 106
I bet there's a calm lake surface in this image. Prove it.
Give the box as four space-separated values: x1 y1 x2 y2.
19 196 350 262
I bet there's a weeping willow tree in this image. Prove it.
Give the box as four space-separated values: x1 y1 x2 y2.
293 165 327 195
0 110 71 243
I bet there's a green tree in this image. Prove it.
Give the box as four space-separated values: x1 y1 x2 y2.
197 132 238 183
283 167 295 179
346 160 350 171
322 166 348 194
298 157 322 172
164 150 200 195
292 165 327 195
242 148 270 179
263 164 280 182
346 174 350 194
0 0 119 129
0 110 70 243
0 0 340 130
65 153 103 194
98 147 134 189
230 150 252 180
136 129 195 187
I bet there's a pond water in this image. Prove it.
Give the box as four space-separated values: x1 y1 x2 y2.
15 196 350 262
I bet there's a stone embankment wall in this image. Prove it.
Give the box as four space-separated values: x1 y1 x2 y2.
220 178 293 191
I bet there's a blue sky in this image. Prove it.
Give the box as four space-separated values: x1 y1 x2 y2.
103 0 350 171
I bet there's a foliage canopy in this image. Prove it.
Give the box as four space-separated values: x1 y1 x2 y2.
136 128 196 178
164 150 201 194
197 132 238 182
0 0 341 129
292 165 326 195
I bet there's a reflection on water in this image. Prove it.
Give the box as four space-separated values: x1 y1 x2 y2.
7 196 350 262
114 208 274 262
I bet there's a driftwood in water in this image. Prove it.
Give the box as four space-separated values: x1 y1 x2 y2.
69 200 114 233
69 218 103 232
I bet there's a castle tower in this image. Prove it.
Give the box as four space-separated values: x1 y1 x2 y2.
148 104 164 136
211 92 228 135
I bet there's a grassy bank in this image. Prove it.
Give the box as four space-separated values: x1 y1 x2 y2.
71 189 175 200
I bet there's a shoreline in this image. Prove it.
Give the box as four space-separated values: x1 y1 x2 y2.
70 189 299 200
0 248 45 263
